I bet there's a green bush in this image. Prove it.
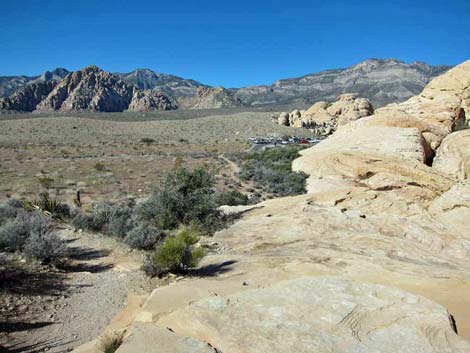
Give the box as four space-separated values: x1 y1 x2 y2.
136 167 221 233
216 190 249 206
238 147 308 197
141 137 156 145
145 226 205 277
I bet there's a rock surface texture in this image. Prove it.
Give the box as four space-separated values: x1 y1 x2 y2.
36 66 134 112
73 62 470 353
128 90 177 112
0 81 57 112
178 86 244 109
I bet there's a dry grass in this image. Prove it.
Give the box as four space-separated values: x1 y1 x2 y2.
98 331 124 353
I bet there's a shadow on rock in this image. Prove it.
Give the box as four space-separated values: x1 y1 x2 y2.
195 260 237 277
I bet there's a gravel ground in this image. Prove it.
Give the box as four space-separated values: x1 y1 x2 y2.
1 229 160 353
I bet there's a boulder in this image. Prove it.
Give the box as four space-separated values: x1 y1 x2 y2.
297 94 373 133
289 109 302 127
278 112 290 126
433 130 470 180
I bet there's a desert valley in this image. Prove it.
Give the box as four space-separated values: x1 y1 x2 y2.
3 0 470 346
0 55 469 353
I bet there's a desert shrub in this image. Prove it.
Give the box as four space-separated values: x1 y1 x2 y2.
216 190 249 206
0 213 32 251
72 201 135 237
136 167 221 233
238 147 308 197
0 212 66 263
71 212 93 230
124 224 163 250
0 199 23 226
107 204 135 238
145 226 205 277
141 137 155 145
94 162 106 171
72 202 114 232
98 332 124 353
0 212 53 252
38 176 54 188
24 231 68 265
24 192 70 219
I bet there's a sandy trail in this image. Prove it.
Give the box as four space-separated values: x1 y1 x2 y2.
2 229 157 353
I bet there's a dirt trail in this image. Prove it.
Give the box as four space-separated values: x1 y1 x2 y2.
2 229 158 353
219 154 255 195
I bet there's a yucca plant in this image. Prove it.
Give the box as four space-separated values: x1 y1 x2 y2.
24 192 70 219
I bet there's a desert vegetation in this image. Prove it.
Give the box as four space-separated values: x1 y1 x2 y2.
0 197 69 265
71 166 246 276
237 146 308 197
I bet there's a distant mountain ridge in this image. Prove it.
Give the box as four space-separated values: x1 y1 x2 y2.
0 59 453 112
0 68 69 98
234 59 452 107
116 69 208 97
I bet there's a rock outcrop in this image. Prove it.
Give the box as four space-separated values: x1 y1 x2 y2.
276 93 374 135
128 90 177 112
36 66 134 112
179 86 244 109
0 81 57 112
72 61 470 353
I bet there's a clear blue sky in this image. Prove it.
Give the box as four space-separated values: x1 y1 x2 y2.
1 0 469 87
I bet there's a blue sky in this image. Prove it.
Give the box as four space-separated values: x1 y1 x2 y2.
1 0 469 87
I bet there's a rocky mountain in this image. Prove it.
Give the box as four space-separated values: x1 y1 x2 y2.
0 81 57 112
35 66 135 112
0 66 238 112
0 59 452 112
235 59 451 107
128 90 177 112
116 69 207 98
0 68 68 98
178 86 244 109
